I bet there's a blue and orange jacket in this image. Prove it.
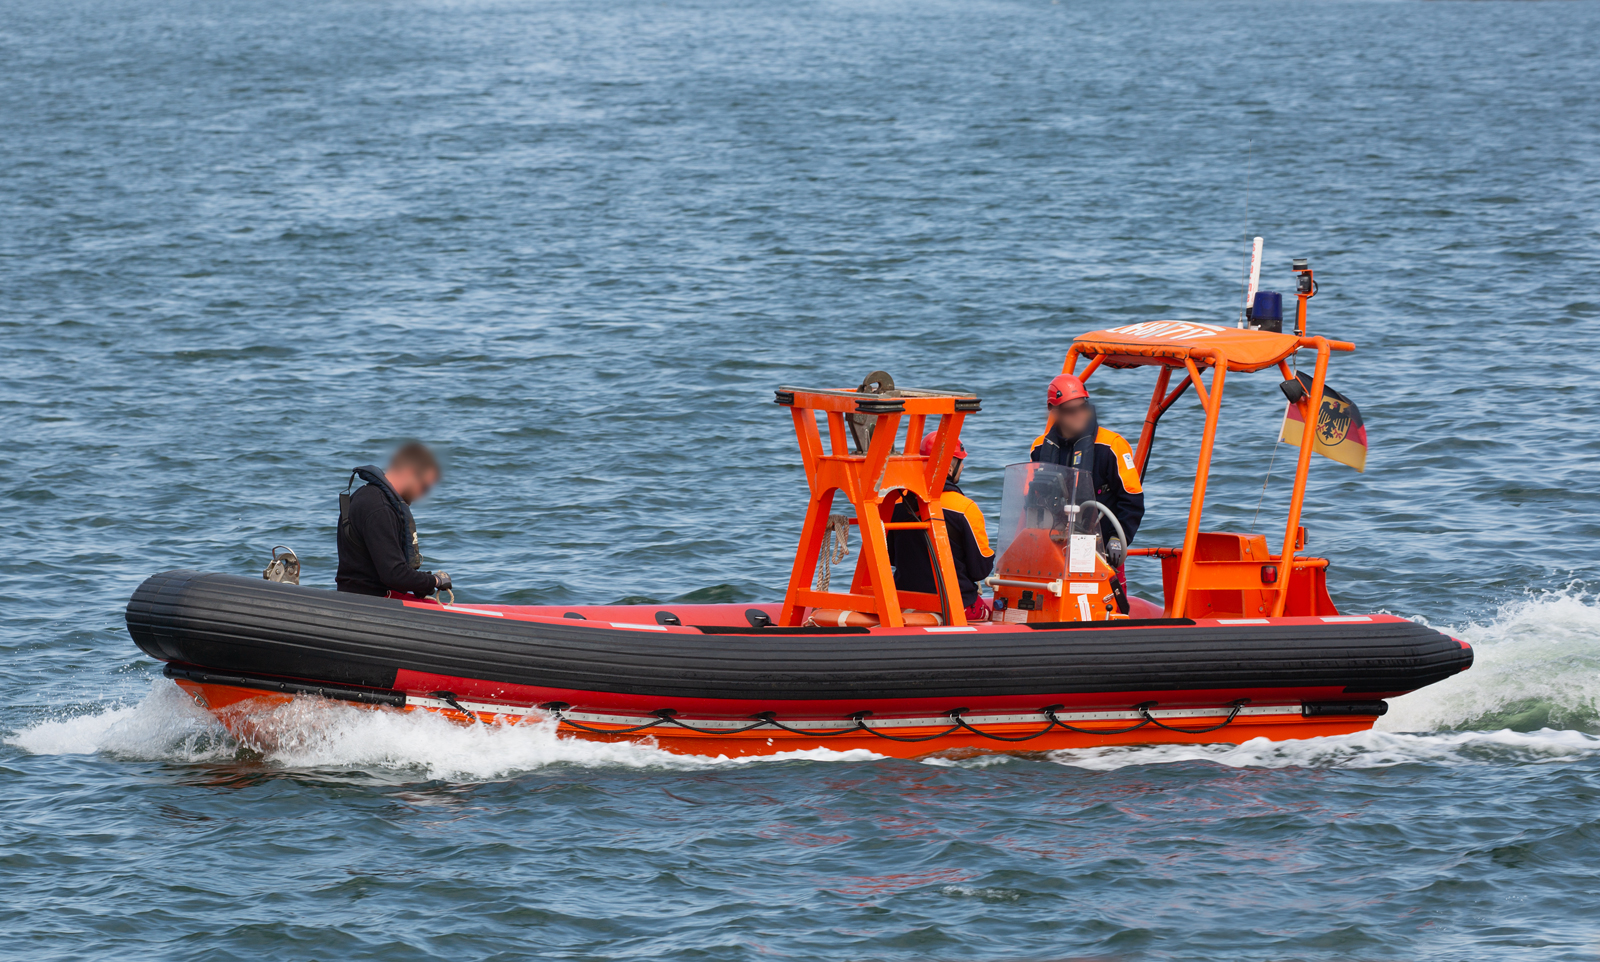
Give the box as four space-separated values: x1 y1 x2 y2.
886 482 995 608
1030 423 1145 546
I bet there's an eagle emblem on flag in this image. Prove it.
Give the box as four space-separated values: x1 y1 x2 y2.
1280 372 1368 472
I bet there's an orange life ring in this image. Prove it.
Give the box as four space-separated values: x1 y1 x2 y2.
806 609 945 628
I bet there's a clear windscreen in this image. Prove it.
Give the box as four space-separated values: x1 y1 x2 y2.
994 462 1096 579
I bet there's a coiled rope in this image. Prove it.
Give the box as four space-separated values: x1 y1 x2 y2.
533 700 1251 742
812 514 852 592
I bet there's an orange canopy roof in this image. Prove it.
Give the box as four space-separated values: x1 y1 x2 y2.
1072 321 1306 373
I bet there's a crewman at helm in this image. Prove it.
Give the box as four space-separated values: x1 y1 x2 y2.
1031 373 1145 558
886 433 996 621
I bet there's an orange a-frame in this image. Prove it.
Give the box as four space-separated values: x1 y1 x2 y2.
775 385 980 628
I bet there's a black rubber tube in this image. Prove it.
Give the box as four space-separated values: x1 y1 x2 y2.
128 571 1474 703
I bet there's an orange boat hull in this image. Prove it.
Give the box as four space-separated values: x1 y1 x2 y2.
175 678 1379 760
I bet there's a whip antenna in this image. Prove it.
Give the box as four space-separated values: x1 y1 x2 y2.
1236 139 1258 327
1241 235 1263 327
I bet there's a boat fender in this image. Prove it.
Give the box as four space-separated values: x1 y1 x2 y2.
807 608 881 628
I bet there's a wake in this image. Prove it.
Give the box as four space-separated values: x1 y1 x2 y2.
1379 585 1600 734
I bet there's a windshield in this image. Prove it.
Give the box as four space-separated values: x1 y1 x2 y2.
994 462 1099 580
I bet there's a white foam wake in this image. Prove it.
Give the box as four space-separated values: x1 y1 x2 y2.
6 679 882 779
8 679 236 763
1033 727 1600 772
1381 586 1600 734
13 680 1598 780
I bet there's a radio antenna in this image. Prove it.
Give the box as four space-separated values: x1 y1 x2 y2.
1241 236 1263 328
1236 140 1258 328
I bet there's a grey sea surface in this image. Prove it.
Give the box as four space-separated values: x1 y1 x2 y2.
3 0 1600 959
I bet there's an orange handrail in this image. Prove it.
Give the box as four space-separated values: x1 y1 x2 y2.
1271 337 1332 616
1167 347 1227 615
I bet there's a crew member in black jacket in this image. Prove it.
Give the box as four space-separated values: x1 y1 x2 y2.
1030 373 1144 550
887 433 995 621
336 441 450 598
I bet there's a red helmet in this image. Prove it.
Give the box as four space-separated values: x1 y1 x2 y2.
920 432 967 460
1047 374 1089 408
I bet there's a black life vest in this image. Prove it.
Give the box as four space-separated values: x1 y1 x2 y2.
339 465 423 571
1037 415 1103 495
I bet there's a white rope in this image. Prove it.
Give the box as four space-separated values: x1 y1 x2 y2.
1250 440 1281 534
813 514 851 592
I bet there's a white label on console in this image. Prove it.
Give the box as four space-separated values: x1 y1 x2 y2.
1068 534 1097 573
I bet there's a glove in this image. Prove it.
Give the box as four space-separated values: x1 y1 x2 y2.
965 596 993 622
433 571 453 594
1105 537 1126 571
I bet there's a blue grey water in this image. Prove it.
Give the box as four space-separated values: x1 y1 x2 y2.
3 0 1600 958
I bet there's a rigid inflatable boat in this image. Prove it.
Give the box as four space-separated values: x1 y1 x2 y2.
128 274 1473 757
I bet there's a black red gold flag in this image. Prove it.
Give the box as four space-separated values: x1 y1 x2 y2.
1279 371 1367 472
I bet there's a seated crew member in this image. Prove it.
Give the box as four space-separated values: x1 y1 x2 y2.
336 440 451 599
1031 374 1145 578
886 434 996 621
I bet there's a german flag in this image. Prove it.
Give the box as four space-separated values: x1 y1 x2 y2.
1279 372 1367 472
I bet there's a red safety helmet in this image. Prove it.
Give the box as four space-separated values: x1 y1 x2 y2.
1047 374 1090 408
920 432 967 460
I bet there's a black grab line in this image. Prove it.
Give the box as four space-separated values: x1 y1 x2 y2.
1136 699 1250 734
536 702 1252 743
164 664 1257 742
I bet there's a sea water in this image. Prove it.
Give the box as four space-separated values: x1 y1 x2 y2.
3 0 1600 959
